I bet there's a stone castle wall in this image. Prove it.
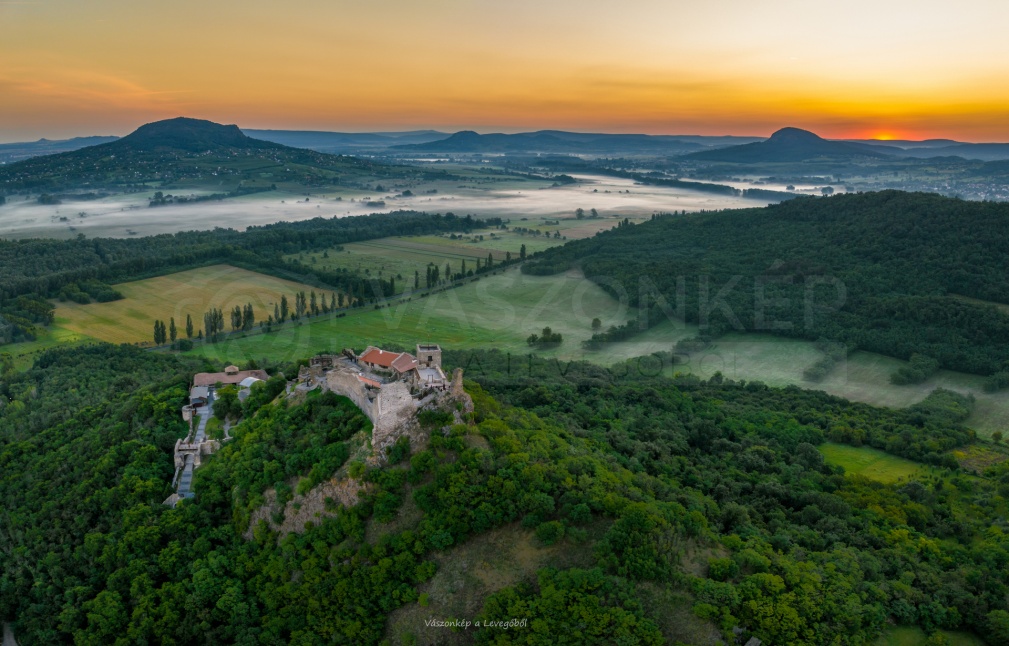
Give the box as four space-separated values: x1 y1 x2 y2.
324 363 418 453
371 380 417 452
325 366 378 421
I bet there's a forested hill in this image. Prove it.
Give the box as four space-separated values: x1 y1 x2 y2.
4 344 1008 645
523 190 1009 375
0 117 428 192
685 127 896 162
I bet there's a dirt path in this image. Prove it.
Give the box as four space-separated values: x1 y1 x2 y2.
3 622 19 646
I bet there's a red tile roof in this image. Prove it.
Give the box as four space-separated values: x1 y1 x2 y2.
360 347 398 368
391 353 418 374
360 347 418 374
357 375 382 388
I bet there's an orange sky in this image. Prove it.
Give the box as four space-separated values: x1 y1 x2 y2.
2 0 1009 142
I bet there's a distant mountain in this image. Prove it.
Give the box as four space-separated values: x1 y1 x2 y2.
893 143 1009 162
823 137 1009 162
685 127 896 163
245 129 448 154
845 138 961 149
115 117 276 152
0 117 419 193
0 136 119 164
392 130 714 154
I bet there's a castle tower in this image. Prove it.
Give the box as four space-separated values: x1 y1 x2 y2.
416 344 442 369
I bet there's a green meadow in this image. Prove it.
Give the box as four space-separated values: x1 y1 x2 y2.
874 626 988 646
286 230 565 292
187 267 628 366
818 443 930 484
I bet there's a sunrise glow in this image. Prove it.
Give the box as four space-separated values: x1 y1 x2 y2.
3 0 1009 141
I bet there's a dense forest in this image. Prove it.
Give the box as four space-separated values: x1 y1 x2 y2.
524 190 1009 376
2 344 1007 644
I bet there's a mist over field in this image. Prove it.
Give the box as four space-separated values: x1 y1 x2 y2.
0 174 778 239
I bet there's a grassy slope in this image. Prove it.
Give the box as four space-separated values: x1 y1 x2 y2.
52 264 328 345
382 523 601 646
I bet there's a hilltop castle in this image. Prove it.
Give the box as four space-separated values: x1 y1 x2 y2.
302 343 466 453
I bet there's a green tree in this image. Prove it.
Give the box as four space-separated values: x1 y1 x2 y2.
242 303 254 331
988 610 1009 644
169 317 177 343
185 313 193 339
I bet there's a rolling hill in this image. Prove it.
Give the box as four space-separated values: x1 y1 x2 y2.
0 117 430 193
0 135 120 165
391 129 725 154
685 126 898 162
244 129 448 154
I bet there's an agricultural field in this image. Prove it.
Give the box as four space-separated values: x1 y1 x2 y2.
286 228 567 290
187 267 630 365
52 264 328 346
818 443 931 484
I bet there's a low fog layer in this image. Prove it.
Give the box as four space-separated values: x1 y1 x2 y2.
0 174 805 239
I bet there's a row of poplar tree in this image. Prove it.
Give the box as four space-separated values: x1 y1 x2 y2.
150 249 535 345
151 289 356 345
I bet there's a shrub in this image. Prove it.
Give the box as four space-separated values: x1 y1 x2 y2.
891 354 940 385
707 557 739 581
535 520 565 545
